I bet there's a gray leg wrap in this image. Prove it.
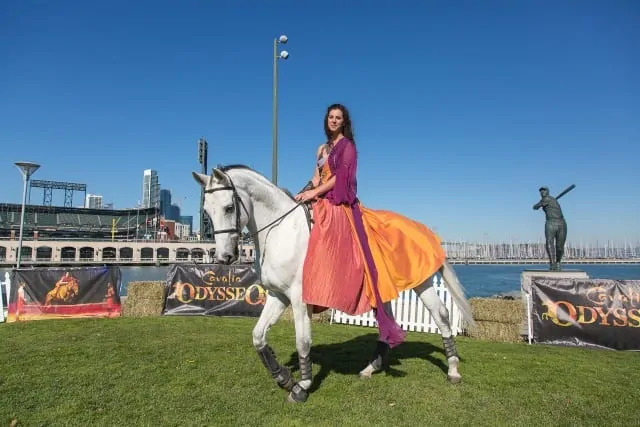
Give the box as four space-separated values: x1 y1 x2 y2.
256 345 293 391
299 354 312 383
285 354 313 403
443 336 458 359
370 340 390 371
286 354 312 403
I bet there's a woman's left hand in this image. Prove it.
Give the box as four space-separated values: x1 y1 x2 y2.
295 190 317 203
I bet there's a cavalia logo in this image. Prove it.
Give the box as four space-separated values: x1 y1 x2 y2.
541 285 640 328
201 270 241 285
171 268 266 306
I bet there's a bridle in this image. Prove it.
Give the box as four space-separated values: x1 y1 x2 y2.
203 171 310 241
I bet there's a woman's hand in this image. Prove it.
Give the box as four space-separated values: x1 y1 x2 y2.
295 189 317 203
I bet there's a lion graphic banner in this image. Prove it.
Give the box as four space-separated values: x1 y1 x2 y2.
530 278 640 351
162 263 265 317
6 266 122 323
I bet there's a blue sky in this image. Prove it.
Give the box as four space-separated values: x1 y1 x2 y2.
1 0 638 244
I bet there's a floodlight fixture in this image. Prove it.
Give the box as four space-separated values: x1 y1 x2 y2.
15 161 40 179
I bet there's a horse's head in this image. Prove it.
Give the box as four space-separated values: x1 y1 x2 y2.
192 167 251 265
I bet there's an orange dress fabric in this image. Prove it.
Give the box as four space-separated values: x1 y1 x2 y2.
302 153 446 316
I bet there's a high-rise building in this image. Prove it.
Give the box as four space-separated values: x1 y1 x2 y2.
85 194 103 209
142 169 160 209
169 204 181 221
160 189 172 218
159 188 185 221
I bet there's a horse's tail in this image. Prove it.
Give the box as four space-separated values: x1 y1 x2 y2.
439 259 476 332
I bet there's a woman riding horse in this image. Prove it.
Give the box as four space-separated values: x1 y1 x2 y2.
295 103 447 348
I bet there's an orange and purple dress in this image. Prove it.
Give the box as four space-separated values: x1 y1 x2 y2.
302 137 445 347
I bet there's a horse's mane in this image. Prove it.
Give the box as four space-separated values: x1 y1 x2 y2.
217 164 296 201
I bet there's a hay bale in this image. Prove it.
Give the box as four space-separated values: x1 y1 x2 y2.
281 306 332 324
126 281 165 301
311 310 332 324
465 297 528 343
122 299 164 317
123 281 165 317
470 297 525 324
467 320 523 343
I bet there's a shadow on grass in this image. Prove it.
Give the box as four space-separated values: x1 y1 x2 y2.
283 333 464 392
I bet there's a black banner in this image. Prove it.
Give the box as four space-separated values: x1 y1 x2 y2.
531 278 640 350
162 263 266 317
7 266 122 322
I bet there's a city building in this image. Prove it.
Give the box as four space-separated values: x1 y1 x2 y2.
142 169 159 209
157 219 192 241
159 188 185 222
160 189 172 218
175 222 191 240
85 194 103 209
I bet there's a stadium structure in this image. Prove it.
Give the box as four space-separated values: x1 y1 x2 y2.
0 177 159 241
0 202 158 240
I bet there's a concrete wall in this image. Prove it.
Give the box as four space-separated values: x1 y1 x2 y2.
0 239 255 264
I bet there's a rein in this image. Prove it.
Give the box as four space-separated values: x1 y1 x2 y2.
204 171 309 240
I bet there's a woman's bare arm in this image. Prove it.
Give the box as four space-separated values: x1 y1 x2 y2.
310 144 324 187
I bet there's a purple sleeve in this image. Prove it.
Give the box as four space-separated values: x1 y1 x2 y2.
327 140 358 206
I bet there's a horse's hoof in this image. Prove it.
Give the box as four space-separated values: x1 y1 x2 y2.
358 369 380 380
285 384 309 403
447 374 462 384
285 393 303 404
358 363 380 379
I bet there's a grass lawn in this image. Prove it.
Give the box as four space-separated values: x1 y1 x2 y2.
1 316 638 426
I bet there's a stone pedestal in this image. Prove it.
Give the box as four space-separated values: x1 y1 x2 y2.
520 269 590 342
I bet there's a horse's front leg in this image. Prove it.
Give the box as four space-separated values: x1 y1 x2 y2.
286 286 313 403
359 302 393 379
253 292 294 391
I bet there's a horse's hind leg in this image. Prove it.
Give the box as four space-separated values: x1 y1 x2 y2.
414 278 462 383
253 292 294 391
286 286 313 403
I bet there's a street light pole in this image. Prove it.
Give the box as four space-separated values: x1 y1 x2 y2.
14 161 40 269
272 34 289 186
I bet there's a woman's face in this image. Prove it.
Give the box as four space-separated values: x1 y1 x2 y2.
327 108 344 135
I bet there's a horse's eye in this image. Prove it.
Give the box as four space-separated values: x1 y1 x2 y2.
225 205 234 214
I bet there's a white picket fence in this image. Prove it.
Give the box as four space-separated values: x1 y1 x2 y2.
330 274 464 336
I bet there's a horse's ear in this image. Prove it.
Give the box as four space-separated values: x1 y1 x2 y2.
212 168 229 184
192 172 210 187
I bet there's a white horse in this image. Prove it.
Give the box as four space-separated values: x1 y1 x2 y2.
193 165 476 404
